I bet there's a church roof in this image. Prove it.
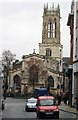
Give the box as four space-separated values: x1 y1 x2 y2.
22 53 45 60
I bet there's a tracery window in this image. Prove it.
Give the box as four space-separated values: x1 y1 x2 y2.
53 19 56 38
48 18 56 38
29 64 38 83
48 75 54 87
48 21 52 38
46 48 51 57
13 75 21 87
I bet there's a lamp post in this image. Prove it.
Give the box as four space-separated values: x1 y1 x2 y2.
0 71 4 98
26 84 28 100
63 67 66 93
68 65 73 107
32 79 35 97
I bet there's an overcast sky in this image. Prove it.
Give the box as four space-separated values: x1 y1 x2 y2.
0 0 72 60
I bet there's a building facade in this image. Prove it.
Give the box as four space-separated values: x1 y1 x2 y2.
9 3 63 94
67 0 78 107
73 0 78 107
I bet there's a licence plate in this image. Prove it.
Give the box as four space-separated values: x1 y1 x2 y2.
31 106 34 108
46 112 53 115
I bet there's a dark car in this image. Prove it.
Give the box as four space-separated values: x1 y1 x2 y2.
36 96 59 119
25 97 37 111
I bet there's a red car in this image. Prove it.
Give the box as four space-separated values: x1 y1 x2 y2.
36 96 59 119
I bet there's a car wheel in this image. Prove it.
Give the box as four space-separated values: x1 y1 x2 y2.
38 113 42 119
2 107 4 110
36 112 39 118
25 107 28 112
56 114 59 119
36 112 40 118
26 108 28 112
2 105 4 110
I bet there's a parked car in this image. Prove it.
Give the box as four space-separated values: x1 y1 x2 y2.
2 99 5 111
25 97 37 111
36 96 59 119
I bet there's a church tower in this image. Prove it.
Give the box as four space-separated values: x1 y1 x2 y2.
39 3 63 72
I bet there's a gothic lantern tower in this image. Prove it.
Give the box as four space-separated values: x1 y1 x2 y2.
39 3 63 72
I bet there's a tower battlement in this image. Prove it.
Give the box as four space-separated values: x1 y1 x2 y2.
44 3 60 16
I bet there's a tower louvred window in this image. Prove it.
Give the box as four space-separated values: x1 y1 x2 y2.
48 21 52 38
48 19 56 38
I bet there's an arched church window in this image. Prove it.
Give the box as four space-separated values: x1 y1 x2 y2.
53 19 56 38
44 22 47 29
50 50 51 56
13 75 21 92
46 49 49 56
48 20 52 38
46 48 51 57
13 75 21 87
29 64 38 83
48 19 56 38
48 75 54 87
60 49 62 58
60 60 61 66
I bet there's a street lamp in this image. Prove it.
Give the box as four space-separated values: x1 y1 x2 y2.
33 79 34 92
26 84 28 100
32 79 35 97
63 68 66 92
68 65 73 107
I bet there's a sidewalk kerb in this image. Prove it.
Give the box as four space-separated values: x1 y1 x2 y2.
59 108 78 115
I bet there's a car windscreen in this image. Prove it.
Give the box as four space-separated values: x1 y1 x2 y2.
39 99 55 106
28 99 37 103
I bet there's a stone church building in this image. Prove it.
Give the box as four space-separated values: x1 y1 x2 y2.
9 3 63 94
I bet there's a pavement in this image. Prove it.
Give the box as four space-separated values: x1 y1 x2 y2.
59 103 78 115
0 111 2 120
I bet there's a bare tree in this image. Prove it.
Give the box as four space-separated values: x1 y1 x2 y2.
1 50 16 94
2 50 16 68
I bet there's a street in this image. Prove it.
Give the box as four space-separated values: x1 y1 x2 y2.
2 98 77 119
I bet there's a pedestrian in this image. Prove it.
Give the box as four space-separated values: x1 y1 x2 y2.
63 92 68 105
56 93 61 105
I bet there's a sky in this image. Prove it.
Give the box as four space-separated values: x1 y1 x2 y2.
0 0 72 60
